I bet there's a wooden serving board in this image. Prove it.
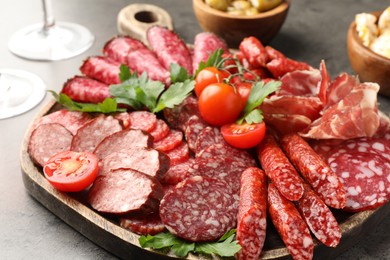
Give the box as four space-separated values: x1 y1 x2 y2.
20 100 390 260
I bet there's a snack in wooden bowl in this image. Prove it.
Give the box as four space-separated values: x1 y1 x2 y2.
192 0 290 48
347 7 390 97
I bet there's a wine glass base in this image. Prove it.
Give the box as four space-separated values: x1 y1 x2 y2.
0 69 46 119
8 22 94 61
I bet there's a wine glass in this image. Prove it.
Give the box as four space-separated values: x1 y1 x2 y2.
8 0 94 61
0 69 46 119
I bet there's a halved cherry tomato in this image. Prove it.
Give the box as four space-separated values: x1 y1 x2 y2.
198 83 243 126
195 67 230 97
43 151 99 192
221 122 266 149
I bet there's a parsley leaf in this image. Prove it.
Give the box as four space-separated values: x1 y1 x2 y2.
153 79 194 113
237 80 281 124
48 91 125 113
195 230 241 257
170 63 191 83
138 229 240 258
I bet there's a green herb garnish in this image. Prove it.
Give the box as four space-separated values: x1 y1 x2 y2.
237 80 281 124
139 229 240 258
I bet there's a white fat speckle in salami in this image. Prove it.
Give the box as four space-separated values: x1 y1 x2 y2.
159 176 236 242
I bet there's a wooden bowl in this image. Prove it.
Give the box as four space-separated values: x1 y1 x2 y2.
347 11 390 97
192 0 290 48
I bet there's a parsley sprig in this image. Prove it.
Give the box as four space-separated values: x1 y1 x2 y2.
139 229 240 257
51 63 194 114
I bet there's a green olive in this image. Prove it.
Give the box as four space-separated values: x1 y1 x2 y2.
205 0 230 11
231 1 252 11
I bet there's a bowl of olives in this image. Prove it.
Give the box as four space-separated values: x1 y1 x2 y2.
192 0 290 48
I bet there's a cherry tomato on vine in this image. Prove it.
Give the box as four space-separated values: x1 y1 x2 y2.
43 151 99 192
221 122 266 149
235 82 252 107
195 67 230 97
198 83 243 126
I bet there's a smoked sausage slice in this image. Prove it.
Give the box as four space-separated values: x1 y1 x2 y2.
88 168 163 215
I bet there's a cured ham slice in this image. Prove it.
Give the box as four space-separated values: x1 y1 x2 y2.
264 113 312 135
300 82 380 139
261 95 323 121
278 69 321 96
325 73 360 108
317 60 331 104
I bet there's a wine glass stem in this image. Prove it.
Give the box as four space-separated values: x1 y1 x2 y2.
42 0 55 31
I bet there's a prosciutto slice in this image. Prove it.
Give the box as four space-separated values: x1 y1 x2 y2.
278 69 321 96
300 82 380 139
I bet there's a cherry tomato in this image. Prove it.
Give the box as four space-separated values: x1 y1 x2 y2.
235 82 252 106
195 67 229 97
43 151 99 192
198 83 243 126
221 122 266 149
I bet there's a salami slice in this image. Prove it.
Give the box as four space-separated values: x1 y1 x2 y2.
257 134 304 201
28 123 73 167
94 129 153 160
160 158 194 185
194 126 225 155
327 136 390 161
236 167 267 260
147 26 193 74
187 157 248 195
99 147 169 180
281 133 347 209
328 151 390 212
88 168 163 215
153 130 183 152
192 32 229 74
120 213 166 236
149 119 170 142
34 109 91 135
297 183 341 247
71 116 122 153
165 141 190 166
61 76 110 104
184 115 208 152
80 56 121 85
268 183 314 260
197 142 257 167
163 95 199 129
127 111 157 133
159 176 237 242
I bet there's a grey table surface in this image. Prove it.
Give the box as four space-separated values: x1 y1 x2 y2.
1 0 389 259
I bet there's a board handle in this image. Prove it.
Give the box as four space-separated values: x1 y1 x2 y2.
117 3 173 45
